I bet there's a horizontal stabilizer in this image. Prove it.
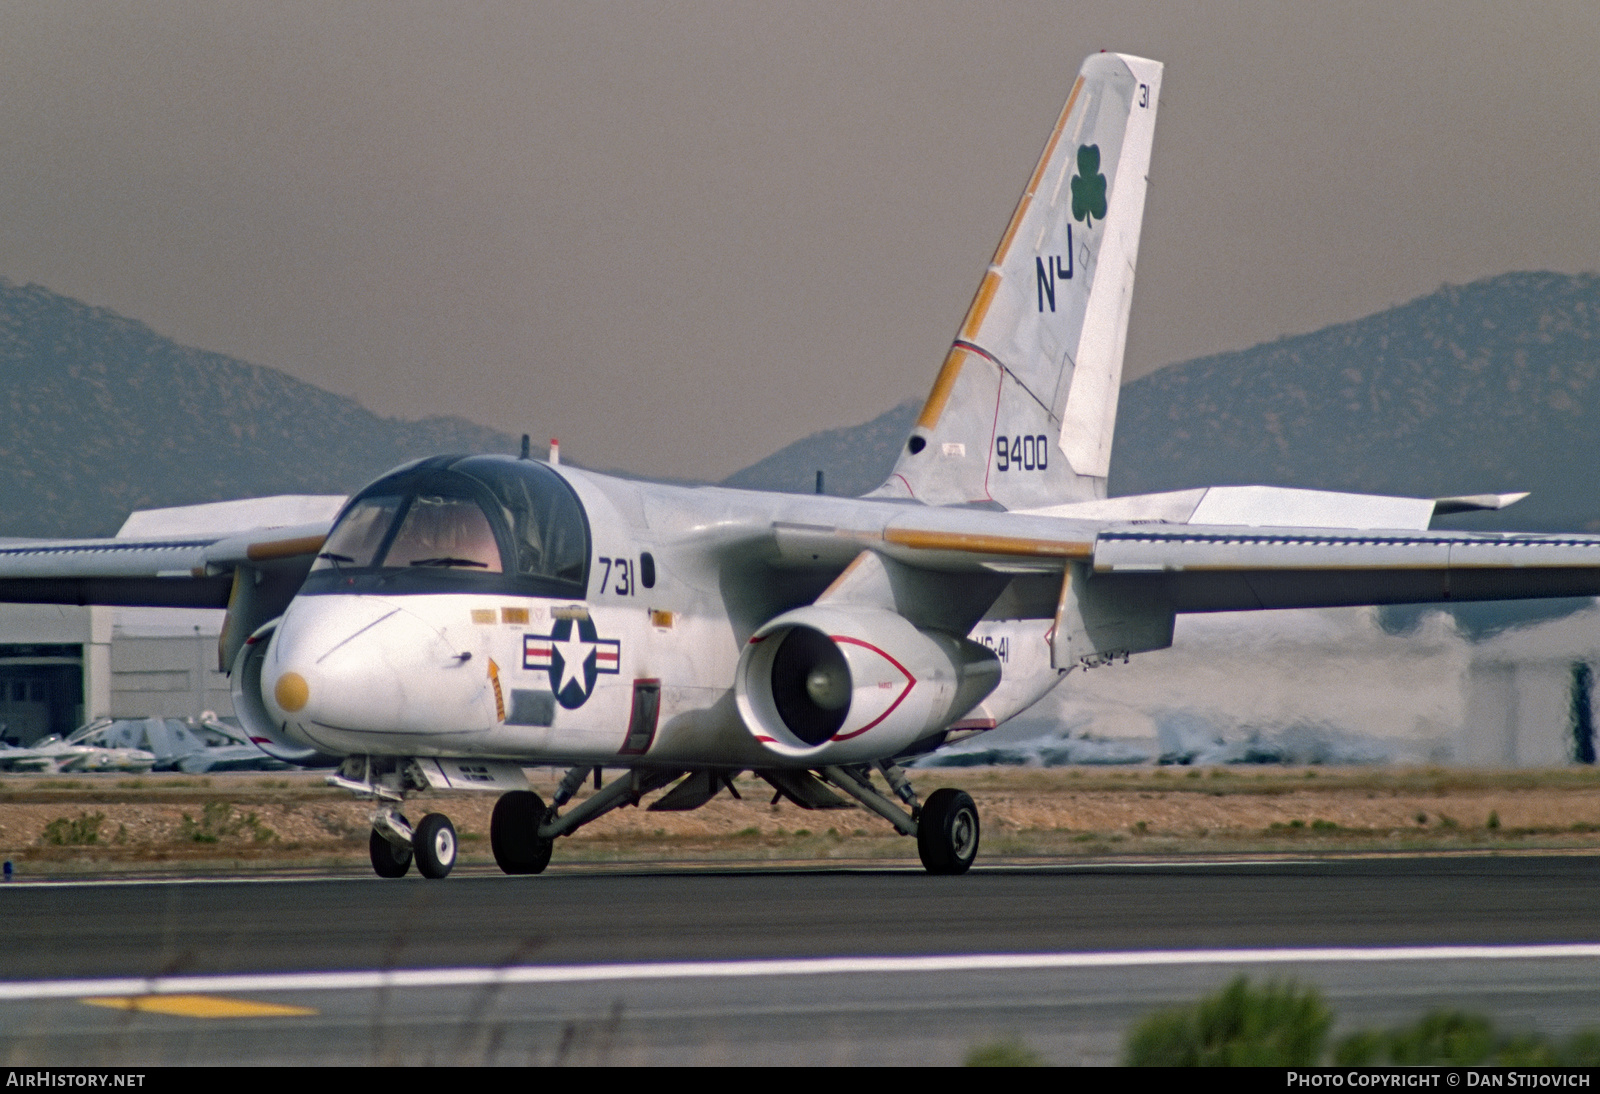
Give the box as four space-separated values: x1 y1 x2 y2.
1186 486 1434 531
1030 485 1528 532
1433 492 1529 516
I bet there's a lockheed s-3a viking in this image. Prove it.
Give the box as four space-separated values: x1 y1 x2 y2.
3 52 1596 877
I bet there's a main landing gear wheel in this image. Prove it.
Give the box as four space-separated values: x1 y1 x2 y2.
370 818 413 878
413 813 458 879
491 790 554 875
917 788 979 875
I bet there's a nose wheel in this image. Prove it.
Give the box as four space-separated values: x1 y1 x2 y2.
368 809 458 879
369 815 413 878
413 813 458 878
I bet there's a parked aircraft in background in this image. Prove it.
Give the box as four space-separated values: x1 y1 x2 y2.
70 715 299 773
0 51 1595 876
0 734 154 774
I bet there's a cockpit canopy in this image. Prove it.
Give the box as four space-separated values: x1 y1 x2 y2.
304 455 590 598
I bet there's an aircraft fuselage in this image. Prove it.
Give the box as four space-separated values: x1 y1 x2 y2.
255 460 1062 770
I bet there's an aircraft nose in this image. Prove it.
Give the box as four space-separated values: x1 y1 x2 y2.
262 596 480 737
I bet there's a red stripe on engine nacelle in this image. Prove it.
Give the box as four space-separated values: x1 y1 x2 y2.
827 635 916 741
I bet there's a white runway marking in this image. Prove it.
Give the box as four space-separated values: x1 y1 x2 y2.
8 944 1600 1002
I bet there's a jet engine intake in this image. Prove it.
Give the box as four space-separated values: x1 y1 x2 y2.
230 619 326 764
735 605 1000 764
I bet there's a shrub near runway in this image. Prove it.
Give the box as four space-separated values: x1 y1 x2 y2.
1121 978 1600 1067
38 812 105 846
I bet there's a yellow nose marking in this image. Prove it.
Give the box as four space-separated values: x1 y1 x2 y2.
274 672 309 713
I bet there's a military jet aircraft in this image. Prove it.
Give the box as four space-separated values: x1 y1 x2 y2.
69 715 300 773
0 734 155 774
2 51 1597 877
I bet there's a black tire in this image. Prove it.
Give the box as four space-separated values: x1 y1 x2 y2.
413 812 458 879
917 788 980 875
491 790 553 875
370 821 413 878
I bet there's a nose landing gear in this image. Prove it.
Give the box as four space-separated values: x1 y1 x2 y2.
335 757 464 880
366 804 460 880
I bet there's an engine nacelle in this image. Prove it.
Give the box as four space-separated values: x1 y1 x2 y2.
230 619 327 764
734 605 1001 764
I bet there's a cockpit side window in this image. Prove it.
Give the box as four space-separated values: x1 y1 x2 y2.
381 495 504 573
456 457 590 587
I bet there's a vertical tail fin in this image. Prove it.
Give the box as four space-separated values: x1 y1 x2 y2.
874 52 1161 509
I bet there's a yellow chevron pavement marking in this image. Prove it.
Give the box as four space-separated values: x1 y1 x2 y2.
81 994 317 1018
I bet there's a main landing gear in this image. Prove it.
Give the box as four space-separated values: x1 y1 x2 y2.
486 765 682 876
490 790 553 875
815 763 980 875
481 761 982 877
916 788 980 875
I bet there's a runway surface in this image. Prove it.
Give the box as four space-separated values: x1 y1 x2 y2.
4 855 1600 1064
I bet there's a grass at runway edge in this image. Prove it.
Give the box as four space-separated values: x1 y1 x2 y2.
5 765 1600 875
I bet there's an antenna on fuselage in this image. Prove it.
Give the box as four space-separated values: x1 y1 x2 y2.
815 470 825 495
519 434 531 460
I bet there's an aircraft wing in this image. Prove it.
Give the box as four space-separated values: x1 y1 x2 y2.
766 481 1600 613
0 522 330 608
1089 524 1600 612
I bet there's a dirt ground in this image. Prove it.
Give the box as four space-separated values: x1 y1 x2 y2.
5 766 1600 875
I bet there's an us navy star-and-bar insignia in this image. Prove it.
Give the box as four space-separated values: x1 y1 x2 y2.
523 616 621 709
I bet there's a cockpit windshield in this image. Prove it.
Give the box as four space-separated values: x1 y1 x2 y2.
383 495 503 572
305 456 589 597
316 496 403 569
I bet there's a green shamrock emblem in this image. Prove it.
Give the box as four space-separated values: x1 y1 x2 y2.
1070 144 1108 228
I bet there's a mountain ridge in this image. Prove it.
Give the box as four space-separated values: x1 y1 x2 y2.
0 279 523 536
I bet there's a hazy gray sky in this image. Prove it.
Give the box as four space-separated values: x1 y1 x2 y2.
2 2 1596 481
